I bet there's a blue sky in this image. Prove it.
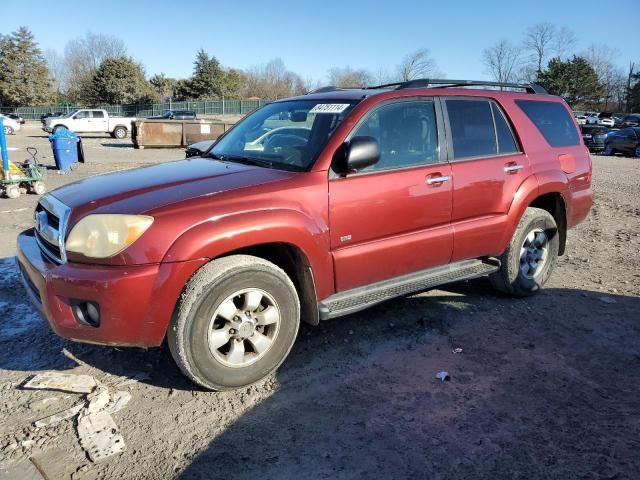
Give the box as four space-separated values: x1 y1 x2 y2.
3 0 639 82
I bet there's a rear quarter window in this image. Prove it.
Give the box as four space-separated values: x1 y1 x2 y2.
515 100 579 147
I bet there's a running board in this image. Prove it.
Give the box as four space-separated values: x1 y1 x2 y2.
318 259 499 320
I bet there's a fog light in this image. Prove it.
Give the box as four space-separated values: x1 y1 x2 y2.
72 301 100 327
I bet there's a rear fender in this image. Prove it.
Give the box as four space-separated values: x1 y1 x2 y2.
497 171 568 253
163 208 334 299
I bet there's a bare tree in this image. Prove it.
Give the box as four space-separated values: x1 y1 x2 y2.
327 67 372 88
482 40 522 83
63 32 127 102
44 48 65 96
396 49 440 81
523 22 556 74
241 58 305 99
551 26 577 60
584 44 620 109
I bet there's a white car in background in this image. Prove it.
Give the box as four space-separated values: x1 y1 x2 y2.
0 114 21 135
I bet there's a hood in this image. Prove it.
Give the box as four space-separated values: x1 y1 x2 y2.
51 157 296 215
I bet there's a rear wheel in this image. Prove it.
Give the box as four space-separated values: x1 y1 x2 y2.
113 126 127 139
168 255 300 391
31 181 46 195
635 145 640 158
490 207 559 297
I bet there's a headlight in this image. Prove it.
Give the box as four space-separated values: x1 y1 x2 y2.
66 214 154 258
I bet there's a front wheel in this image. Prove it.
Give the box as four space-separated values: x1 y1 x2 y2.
4 126 14 135
603 143 615 156
168 255 300 391
113 126 127 139
490 207 559 297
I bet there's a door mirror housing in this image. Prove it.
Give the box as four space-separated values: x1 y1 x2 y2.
334 136 380 175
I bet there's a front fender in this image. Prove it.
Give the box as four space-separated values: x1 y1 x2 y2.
162 208 334 298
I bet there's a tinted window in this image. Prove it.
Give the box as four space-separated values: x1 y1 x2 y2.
491 103 519 154
446 99 497 159
516 100 579 147
92 111 104 118
352 100 439 171
75 111 89 119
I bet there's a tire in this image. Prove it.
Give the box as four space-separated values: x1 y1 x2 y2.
4 126 14 135
635 145 640 158
113 126 127 139
168 255 300 391
490 207 559 297
52 125 65 134
603 143 615 156
5 185 20 199
31 181 46 195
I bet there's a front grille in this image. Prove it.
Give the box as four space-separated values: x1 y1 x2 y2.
34 195 71 264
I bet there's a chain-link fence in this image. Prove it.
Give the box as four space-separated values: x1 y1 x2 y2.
0 99 270 120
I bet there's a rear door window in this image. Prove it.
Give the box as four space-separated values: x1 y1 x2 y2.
446 99 497 159
491 103 519 154
515 100 579 147
92 111 104 118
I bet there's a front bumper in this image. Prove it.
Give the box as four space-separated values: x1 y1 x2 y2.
17 229 206 347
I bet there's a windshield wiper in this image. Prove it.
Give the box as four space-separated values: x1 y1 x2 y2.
222 155 274 169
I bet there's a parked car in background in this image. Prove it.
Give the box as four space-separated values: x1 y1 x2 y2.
603 127 640 157
585 112 600 124
620 114 640 128
597 112 615 128
5 113 26 125
185 139 215 158
40 112 65 124
0 114 22 134
575 114 587 125
581 125 609 153
42 109 136 138
148 110 197 121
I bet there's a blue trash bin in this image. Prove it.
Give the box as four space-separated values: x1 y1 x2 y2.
49 129 79 172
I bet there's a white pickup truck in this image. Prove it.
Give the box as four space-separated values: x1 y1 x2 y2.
42 109 135 139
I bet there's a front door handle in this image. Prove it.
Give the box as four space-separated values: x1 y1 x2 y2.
504 164 524 173
426 175 450 185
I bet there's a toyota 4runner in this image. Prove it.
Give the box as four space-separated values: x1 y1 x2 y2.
17 79 593 390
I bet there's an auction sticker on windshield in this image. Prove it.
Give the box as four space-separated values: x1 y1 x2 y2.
309 104 351 114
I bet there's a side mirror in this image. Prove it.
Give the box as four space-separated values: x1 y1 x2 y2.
334 136 380 175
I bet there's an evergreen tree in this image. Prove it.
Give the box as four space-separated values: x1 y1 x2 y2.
90 57 155 105
190 49 226 99
0 26 52 106
538 56 604 109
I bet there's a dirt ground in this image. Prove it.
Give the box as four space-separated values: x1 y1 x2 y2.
0 124 639 480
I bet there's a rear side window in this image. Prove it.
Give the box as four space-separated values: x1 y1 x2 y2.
516 100 579 147
92 111 104 118
491 103 519 154
446 99 496 159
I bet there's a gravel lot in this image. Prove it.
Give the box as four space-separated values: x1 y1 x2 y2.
0 124 639 479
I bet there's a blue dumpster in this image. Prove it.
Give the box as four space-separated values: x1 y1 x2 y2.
49 128 79 172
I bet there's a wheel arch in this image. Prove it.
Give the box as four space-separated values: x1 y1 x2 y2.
529 192 567 255
213 243 320 326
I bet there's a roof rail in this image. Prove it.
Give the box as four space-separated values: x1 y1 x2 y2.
367 79 548 94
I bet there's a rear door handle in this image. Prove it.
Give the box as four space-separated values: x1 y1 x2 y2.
426 175 450 185
504 164 524 173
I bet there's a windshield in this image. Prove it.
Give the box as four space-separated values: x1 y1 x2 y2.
210 99 358 171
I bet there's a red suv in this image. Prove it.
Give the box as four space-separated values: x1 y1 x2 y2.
17 79 593 390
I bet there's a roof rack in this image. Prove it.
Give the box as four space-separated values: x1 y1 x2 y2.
367 79 548 94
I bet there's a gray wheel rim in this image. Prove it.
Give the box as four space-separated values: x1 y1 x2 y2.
115 128 125 138
519 228 548 280
207 288 281 368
